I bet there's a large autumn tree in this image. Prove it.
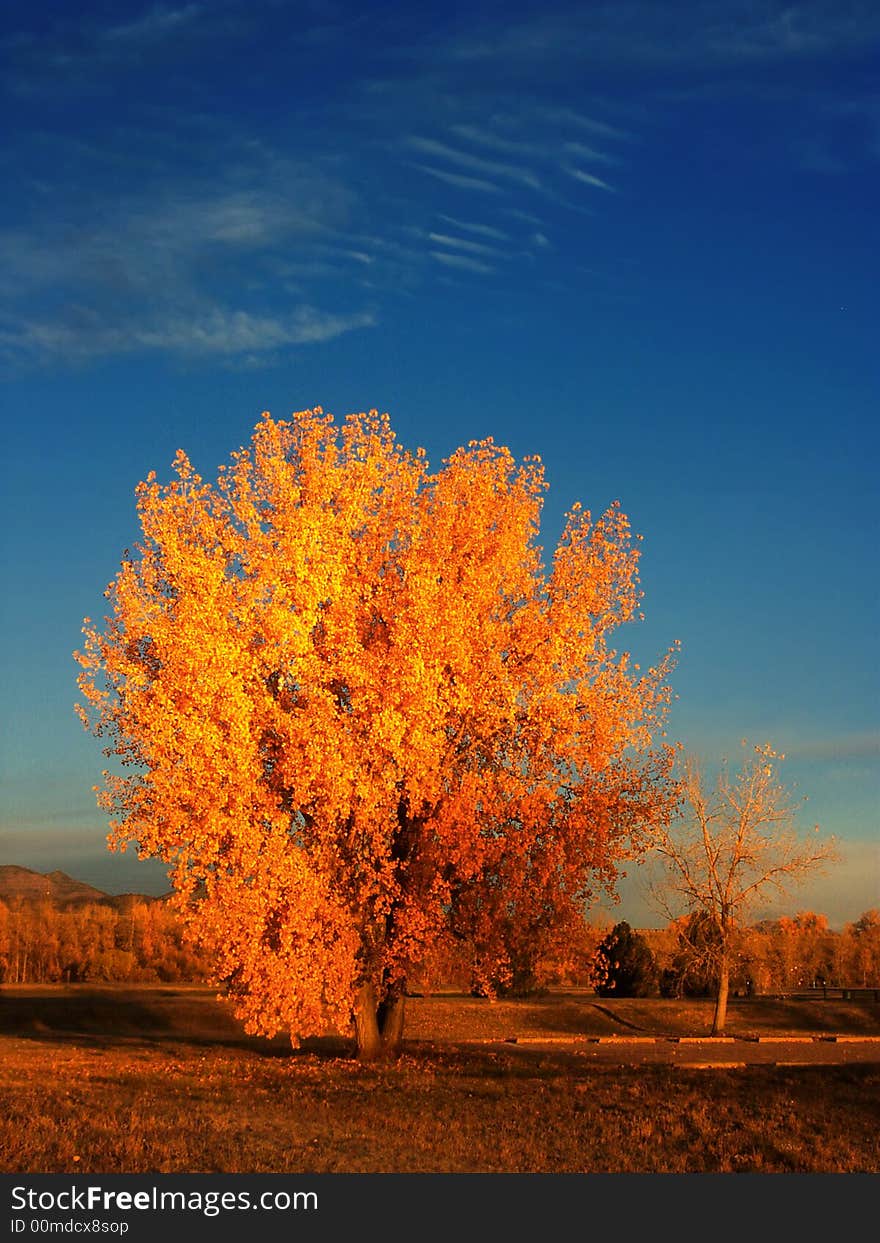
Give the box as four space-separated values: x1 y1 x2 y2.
76 407 677 1057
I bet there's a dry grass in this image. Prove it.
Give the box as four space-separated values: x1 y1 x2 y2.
2 985 878 1175
402 989 880 1041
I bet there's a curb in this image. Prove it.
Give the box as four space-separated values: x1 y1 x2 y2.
594 1035 655 1044
672 1036 736 1044
682 1062 747 1070
754 1036 816 1043
487 1032 880 1048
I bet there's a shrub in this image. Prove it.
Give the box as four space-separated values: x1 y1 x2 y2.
595 922 658 997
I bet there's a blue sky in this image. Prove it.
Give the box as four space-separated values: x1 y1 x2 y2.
1 0 877 927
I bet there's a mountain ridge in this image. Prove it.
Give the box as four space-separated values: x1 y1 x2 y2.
0 865 171 910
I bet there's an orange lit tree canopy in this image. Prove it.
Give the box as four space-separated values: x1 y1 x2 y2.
76 408 678 1054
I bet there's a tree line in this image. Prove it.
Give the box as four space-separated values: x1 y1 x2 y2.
594 911 880 999
2 896 876 993
0 898 208 985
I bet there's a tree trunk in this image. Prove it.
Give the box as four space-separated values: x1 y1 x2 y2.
378 991 406 1057
353 982 407 1060
353 981 383 1061
711 953 730 1035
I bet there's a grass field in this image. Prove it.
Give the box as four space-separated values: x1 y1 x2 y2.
2 985 878 1174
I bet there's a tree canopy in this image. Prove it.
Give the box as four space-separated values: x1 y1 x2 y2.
76 407 678 1056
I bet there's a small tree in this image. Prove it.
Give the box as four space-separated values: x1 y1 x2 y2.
76 407 678 1058
651 744 837 1033
595 921 658 997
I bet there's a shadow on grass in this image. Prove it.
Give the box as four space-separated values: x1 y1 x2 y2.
2 987 877 1064
488 993 880 1039
0 986 356 1061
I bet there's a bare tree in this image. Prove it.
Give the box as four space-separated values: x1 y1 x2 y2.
651 743 838 1034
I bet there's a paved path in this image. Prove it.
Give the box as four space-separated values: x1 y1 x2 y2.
471 1034 880 1066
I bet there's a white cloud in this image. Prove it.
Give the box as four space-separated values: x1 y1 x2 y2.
0 134 369 368
3 2 222 98
430 251 494 275
2 306 376 363
102 4 205 45
781 731 880 763
564 140 619 165
410 163 501 193
565 166 615 191
439 5 880 74
407 136 542 190
449 123 545 159
135 307 376 352
501 206 544 226
539 105 632 141
436 213 511 241
427 232 504 258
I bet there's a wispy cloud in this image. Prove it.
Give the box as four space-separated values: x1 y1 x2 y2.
436 213 511 241
410 163 501 193
782 731 880 764
406 136 541 190
449 122 623 182
449 123 546 159
2 306 375 363
438 5 880 75
564 140 619 166
101 4 205 45
2 5 646 361
427 232 504 258
704 4 880 62
430 251 494 275
136 307 376 352
565 166 615 192
339 233 426 266
0 135 378 368
445 14 578 64
501 206 545 226
2 1 229 97
539 105 632 142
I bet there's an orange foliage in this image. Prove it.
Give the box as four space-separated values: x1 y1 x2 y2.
75 408 677 1046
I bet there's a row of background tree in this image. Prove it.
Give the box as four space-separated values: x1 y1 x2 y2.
591 914 880 999
1 896 877 993
0 898 205 985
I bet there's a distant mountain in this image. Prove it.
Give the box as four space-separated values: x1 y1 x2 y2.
0 865 168 910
